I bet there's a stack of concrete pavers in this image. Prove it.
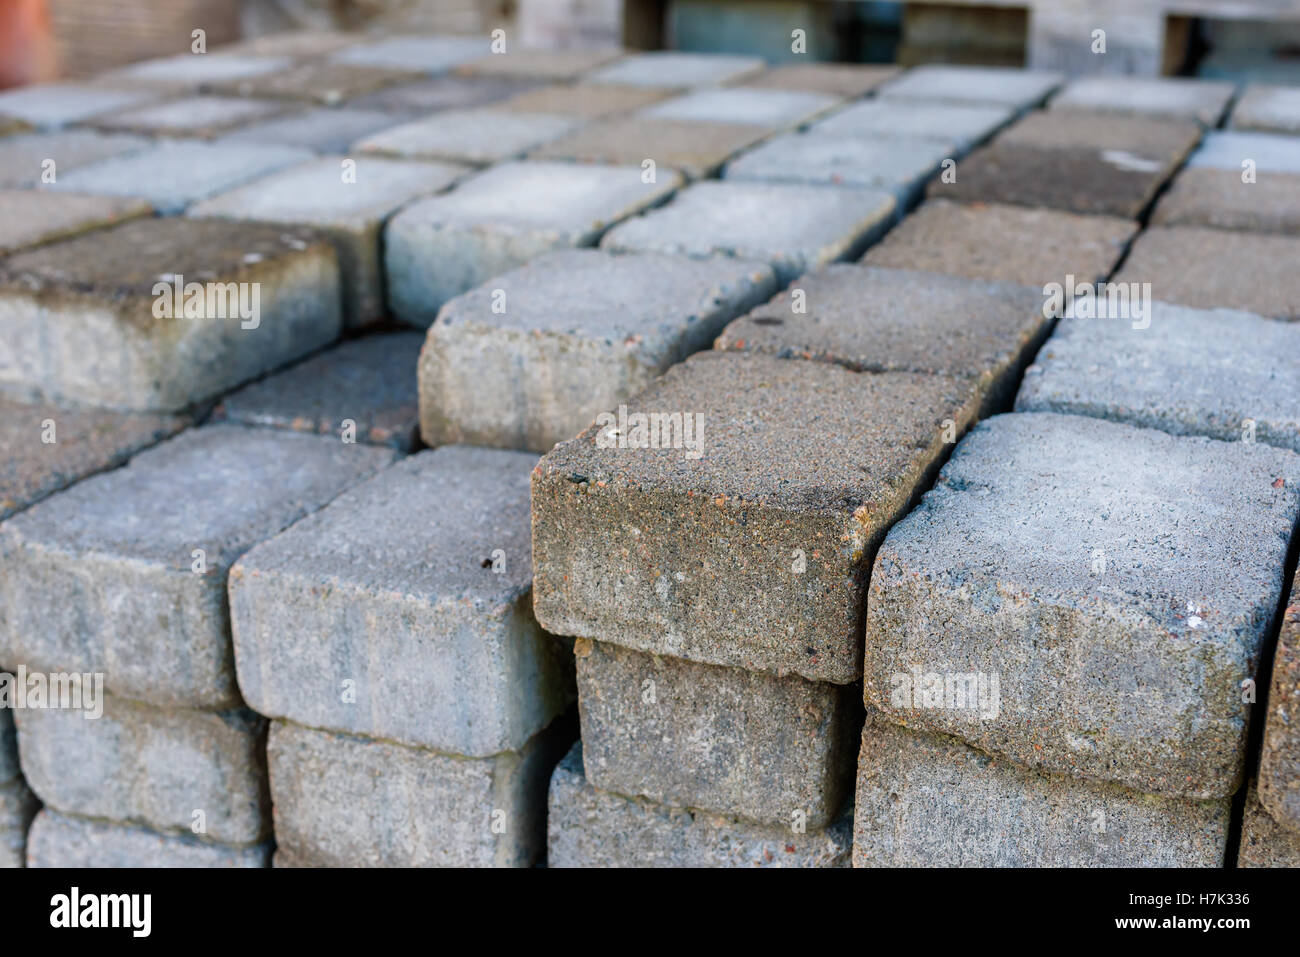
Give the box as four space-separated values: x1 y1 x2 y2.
228 445 574 866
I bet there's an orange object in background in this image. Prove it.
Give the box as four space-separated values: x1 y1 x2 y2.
0 0 60 89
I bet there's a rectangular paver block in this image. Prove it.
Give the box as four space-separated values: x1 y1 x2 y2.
1232 85 1300 134
864 412 1300 798
220 30 356 60
1016 302 1300 451
189 155 463 326
738 63 899 98
0 83 161 128
106 52 292 89
811 100 1015 154
0 217 342 411
1151 167 1300 235
548 743 851 867
419 248 775 452
531 351 981 684
26 810 270 868
218 107 411 154
1049 76 1235 126
0 425 397 709
385 160 681 325
88 95 289 138
1259 578 1300 834
641 88 839 130
854 716 1229 867
863 199 1137 289
1238 782 1300 867
878 65 1062 109
230 445 573 757
716 264 1052 417
211 62 422 104
455 48 623 80
357 108 581 165
586 52 764 89
213 332 423 450
351 74 544 114
0 130 150 188
330 35 488 73
600 180 895 285
0 398 188 522
1114 226 1300 321
14 693 269 844
497 83 673 118
1187 130 1300 175
575 638 859 828
0 190 152 255
47 139 314 215
268 718 572 867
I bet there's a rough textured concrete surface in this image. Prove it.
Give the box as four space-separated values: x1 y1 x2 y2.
1238 782 1300 867
456 48 622 80
14 694 269 844
330 35 488 73
1016 303 1300 451
931 112 1200 219
738 64 899 98
1114 226 1300 321
864 412 1300 798
878 65 1062 109
811 100 1014 153
723 132 951 205
351 75 543 114
0 398 188 521
0 190 152 255
497 83 673 118
419 249 775 452
88 95 288 138
385 161 681 324
213 332 423 450
218 107 410 154
0 83 160 128
47 139 314 215
1232 85 1300 134
575 638 859 828
0 425 396 708
586 52 764 89
26 810 270 868
601 180 895 285
548 743 852 867
211 62 421 104
642 88 839 130
863 200 1137 289
1187 130 1300 175
189 155 463 326
0 130 150 188
1259 578 1300 833
1049 76 1235 126
357 108 581 165
1151 167 1300 235
530 116 770 180
230 446 573 757
716 264 1052 417
531 351 982 684
854 716 1229 867
268 719 572 867
0 217 342 412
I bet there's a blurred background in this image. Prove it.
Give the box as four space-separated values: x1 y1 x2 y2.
2 0 1300 88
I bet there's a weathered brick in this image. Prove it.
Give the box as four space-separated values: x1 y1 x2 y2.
357 108 581 166
853 716 1229 867
0 217 342 411
1259 578 1300 833
738 63 899 98
601 180 895 284
811 99 1014 153
877 65 1062 110
586 52 764 89
230 446 572 756
14 693 269 844
0 83 160 128
329 35 488 73
0 130 150 188
190 155 463 327
575 638 859 828
1016 302 1300 451
1232 85 1300 134
1151 167 1300 235
385 160 680 325
218 107 412 154
531 351 981 684
1049 76 1235 126
863 199 1137 289
419 249 774 452
1238 782 1300 867
88 95 289 138
864 412 1300 798
26 810 270 868
0 190 151 255
530 116 770 180
497 83 673 119
548 743 852 867
0 425 397 709
1114 226 1300 321
641 88 840 130
213 332 422 450
268 718 572 867
716 264 1052 416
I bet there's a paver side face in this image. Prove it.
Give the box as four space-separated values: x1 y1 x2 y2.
14 694 269 844
0 190 153 255
862 199 1137 289
715 264 1052 416
1232 85 1300 134
1049 76 1235 126
876 65 1063 108
531 351 982 684
497 83 675 118
853 716 1229 867
737 64 900 98
585 52 765 89
230 446 574 757
25 810 270 867
1238 782 1300 867
547 743 852 868
1015 303 1300 452
0 425 397 710
1151 167 1300 236
864 412 1300 798
0 131 151 188
0 217 342 411
575 638 860 828
419 249 776 452
1114 226 1300 321
1259 580 1300 833
267 719 569 867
